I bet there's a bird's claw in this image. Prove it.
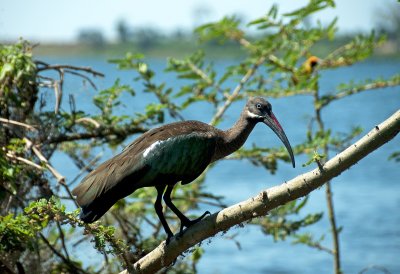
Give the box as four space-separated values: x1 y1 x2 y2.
166 211 212 242
179 211 211 234
197 210 211 221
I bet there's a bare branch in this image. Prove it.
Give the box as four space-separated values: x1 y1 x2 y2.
210 56 266 125
44 125 148 144
67 153 103 187
35 61 105 78
0 117 38 131
75 117 101 128
56 221 71 260
39 233 87 274
5 152 44 170
24 137 65 184
320 77 400 108
120 110 400 274
185 61 225 96
302 240 333 255
187 62 213 86
64 69 99 90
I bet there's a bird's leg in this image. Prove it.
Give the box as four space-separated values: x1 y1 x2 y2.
155 185 173 244
163 184 210 234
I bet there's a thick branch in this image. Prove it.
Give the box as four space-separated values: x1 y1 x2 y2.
120 110 399 274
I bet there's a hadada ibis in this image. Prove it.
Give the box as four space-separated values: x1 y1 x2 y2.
72 97 295 243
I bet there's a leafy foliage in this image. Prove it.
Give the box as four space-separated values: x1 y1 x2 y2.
253 197 323 241
0 40 36 98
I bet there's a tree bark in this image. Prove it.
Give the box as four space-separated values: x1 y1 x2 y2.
120 110 400 274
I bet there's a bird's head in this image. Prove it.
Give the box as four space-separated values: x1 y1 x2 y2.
304 56 320 74
245 97 295 168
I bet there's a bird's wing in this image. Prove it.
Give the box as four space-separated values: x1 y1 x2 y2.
140 129 217 185
72 121 217 210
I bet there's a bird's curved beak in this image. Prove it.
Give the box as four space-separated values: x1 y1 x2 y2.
263 112 295 168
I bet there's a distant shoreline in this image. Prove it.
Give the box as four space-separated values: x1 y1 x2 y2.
23 39 399 60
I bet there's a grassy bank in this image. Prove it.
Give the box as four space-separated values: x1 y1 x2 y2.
31 40 244 59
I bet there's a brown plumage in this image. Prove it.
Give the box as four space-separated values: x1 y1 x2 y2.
72 97 295 242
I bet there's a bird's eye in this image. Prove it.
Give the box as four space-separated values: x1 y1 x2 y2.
256 104 262 109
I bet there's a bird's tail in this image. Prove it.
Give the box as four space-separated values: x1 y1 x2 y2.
72 160 148 223
79 202 112 223
72 174 117 223
73 174 139 223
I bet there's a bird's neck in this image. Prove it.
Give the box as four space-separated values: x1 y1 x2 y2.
213 112 256 161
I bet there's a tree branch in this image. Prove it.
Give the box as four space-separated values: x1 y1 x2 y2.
120 110 400 274
0 117 38 131
44 125 148 144
35 61 105 78
320 76 400 108
24 137 66 184
209 56 266 125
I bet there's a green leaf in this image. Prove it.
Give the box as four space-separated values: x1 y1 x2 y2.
0 63 13 80
389 151 400 162
191 246 204 263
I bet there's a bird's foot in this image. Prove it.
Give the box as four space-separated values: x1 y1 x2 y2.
165 232 174 245
179 211 211 234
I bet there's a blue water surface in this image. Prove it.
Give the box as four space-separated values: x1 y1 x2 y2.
40 55 400 274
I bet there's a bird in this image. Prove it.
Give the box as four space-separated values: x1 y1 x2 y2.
72 97 295 243
291 55 320 86
302 56 320 74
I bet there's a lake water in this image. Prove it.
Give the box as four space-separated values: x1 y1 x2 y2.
41 55 400 274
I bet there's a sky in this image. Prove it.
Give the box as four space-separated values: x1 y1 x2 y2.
0 0 393 42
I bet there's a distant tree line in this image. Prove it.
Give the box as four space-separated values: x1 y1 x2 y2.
77 4 400 55
77 19 192 50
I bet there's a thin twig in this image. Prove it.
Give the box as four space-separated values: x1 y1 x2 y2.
320 78 400 108
68 153 103 187
39 233 87 274
76 117 101 128
64 184 80 208
64 69 99 90
56 221 71 260
5 152 44 170
35 61 105 78
267 55 296 74
44 125 148 144
210 55 266 125
187 62 213 85
72 236 90 247
0 118 38 131
24 137 66 184
304 241 333 255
